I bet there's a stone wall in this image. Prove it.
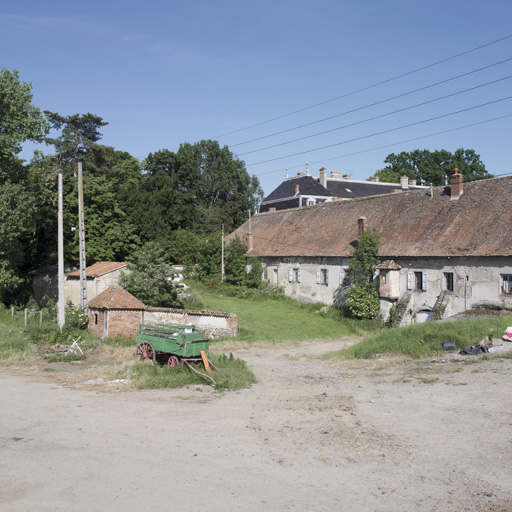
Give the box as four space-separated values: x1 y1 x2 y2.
145 308 238 338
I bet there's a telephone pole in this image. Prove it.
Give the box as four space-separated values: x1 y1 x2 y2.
221 223 225 282
57 174 65 328
78 163 87 309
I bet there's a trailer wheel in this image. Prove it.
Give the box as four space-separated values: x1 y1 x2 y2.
135 341 156 363
167 355 180 367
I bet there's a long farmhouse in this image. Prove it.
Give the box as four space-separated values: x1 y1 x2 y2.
231 171 512 325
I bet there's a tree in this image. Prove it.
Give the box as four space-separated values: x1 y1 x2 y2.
225 236 248 286
342 229 381 319
0 69 49 182
373 149 492 185
0 69 49 303
246 257 263 288
121 242 180 308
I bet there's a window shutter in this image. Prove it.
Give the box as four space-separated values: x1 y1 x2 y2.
316 270 320 284
422 272 428 291
288 268 293 282
325 269 329 286
340 269 344 285
297 269 301 283
407 272 413 290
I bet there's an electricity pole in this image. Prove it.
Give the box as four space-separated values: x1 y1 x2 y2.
78 163 87 309
57 174 65 328
221 223 225 282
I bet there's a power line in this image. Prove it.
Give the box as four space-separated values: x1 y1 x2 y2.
239 75 512 157
246 96 512 167
253 113 512 177
230 58 512 148
213 34 512 140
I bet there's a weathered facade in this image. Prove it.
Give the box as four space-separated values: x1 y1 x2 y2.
233 173 512 324
65 262 128 306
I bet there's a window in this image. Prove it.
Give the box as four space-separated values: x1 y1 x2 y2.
288 268 301 283
339 269 344 286
263 267 268 281
501 274 512 295
444 272 454 292
317 269 329 285
273 268 279 285
407 271 427 291
94 313 98 325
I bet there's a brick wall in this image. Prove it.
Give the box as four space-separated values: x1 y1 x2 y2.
88 308 143 339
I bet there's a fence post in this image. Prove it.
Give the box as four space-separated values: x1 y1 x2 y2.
40 310 43 326
25 308 28 327
11 305 14 319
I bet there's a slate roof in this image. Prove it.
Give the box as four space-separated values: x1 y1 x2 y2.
88 285 146 310
66 261 127 278
326 179 424 199
262 175 334 203
232 176 512 259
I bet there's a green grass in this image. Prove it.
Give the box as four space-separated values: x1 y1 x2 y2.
192 282 378 343
116 353 257 390
326 313 512 360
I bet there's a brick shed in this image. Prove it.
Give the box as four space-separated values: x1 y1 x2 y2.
88 285 145 339
88 285 239 339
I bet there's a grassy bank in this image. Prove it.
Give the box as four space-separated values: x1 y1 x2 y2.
326 313 512 360
192 282 379 343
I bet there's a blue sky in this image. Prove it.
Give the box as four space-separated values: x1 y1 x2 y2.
2 0 511 196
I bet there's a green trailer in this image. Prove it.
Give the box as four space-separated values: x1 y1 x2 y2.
135 323 209 367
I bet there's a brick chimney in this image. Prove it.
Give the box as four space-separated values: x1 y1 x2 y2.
342 173 351 180
400 176 409 189
358 216 367 237
295 184 300 195
319 167 327 188
450 168 463 200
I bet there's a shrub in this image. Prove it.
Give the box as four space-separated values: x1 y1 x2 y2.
342 285 380 319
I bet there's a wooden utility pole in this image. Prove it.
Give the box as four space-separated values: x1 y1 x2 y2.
78 163 87 309
58 173 65 328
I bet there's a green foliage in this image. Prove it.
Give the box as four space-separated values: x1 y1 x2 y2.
121 241 181 308
332 313 512 359
0 69 49 179
225 236 248 286
342 285 381 320
246 257 263 289
342 229 381 319
374 148 492 185
66 305 89 329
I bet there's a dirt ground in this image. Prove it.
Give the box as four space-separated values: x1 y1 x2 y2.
1 338 511 512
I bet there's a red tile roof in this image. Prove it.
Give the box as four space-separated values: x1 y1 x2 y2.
232 176 512 258
66 261 126 278
88 285 146 310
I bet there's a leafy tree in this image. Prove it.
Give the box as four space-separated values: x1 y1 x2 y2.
0 69 49 304
342 229 380 319
121 242 180 308
246 257 263 288
0 69 49 182
373 149 492 185
225 236 248 286
196 231 222 280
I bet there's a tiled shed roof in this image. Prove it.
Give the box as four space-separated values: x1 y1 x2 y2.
66 261 126 278
232 176 512 259
88 285 146 310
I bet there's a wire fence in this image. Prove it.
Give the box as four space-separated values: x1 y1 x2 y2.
0 306 58 329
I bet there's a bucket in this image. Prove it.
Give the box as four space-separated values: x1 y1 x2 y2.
442 341 455 351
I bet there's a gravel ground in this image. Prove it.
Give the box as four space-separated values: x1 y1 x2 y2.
1 338 511 511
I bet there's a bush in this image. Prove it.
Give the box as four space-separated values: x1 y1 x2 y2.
342 285 380 319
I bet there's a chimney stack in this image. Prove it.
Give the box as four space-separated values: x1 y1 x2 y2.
400 175 409 189
450 168 463 200
342 173 351 180
295 184 300 195
358 216 367 237
410 179 417 186
330 171 340 179
370 176 380 182
269 207 276 212
319 167 327 188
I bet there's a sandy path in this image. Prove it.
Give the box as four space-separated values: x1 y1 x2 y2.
1 339 511 511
